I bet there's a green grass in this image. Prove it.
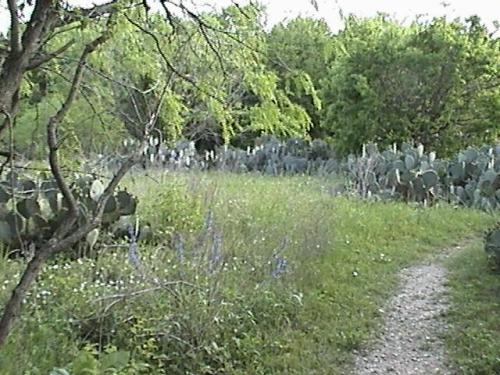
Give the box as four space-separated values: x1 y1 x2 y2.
0 172 496 374
445 242 500 375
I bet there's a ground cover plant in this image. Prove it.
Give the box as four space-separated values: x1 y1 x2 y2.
0 171 495 374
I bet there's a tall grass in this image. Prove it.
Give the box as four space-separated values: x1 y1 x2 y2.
0 171 495 374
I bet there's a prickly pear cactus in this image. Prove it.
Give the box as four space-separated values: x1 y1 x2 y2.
117 135 338 176
343 142 441 203
0 171 138 257
343 142 500 210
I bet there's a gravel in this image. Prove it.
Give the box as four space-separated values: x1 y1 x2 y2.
353 250 458 375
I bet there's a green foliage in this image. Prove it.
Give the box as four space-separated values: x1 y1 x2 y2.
321 15 500 155
136 178 204 239
267 18 332 136
11 11 500 157
48 345 130 375
13 6 315 157
268 17 333 85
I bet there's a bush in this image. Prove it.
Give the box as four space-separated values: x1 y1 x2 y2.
484 222 500 269
138 180 204 241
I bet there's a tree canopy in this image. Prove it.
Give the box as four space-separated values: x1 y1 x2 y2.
2 5 498 158
321 15 500 155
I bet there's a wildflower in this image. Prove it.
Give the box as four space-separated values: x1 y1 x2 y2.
208 231 223 273
173 233 185 262
128 242 141 270
272 257 288 278
127 224 142 270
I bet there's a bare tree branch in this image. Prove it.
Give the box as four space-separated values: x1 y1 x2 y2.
7 108 26 254
0 90 20 141
20 0 58 58
57 0 123 26
0 113 15 175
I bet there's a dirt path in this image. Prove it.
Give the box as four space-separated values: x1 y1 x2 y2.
353 246 461 375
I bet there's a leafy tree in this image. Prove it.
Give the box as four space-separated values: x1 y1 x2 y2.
267 17 333 137
10 5 315 153
161 5 314 149
321 15 500 156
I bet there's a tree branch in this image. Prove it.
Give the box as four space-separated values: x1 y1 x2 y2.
20 0 58 59
168 1 265 60
27 39 75 70
7 0 22 53
125 14 226 106
57 0 121 26
47 24 113 235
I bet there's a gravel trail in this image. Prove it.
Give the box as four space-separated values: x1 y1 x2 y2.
353 248 459 375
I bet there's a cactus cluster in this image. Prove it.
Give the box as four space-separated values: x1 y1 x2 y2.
98 136 499 210
343 143 500 209
0 171 137 256
110 136 339 176
212 137 338 176
446 146 500 210
343 143 440 203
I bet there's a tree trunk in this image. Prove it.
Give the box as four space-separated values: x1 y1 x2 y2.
0 55 24 115
0 249 50 346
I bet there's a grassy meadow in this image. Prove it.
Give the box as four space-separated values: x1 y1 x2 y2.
0 171 497 374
